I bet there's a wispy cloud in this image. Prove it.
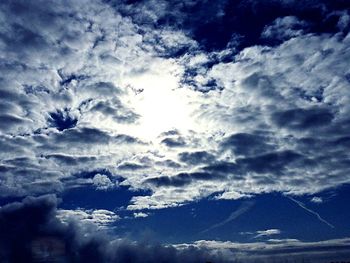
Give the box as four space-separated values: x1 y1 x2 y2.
178 238 350 262
200 201 255 234
287 196 335 229
254 229 281 239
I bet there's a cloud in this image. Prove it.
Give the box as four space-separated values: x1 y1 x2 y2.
0 195 229 263
90 98 140 124
270 107 334 131
1 0 350 213
158 170 225 186
287 196 335 229
57 208 120 227
220 132 276 157
178 151 215 165
310 196 323 204
92 173 115 190
134 30 350 208
179 238 350 263
254 229 281 239
117 162 149 171
0 1 350 261
201 201 255 234
161 137 187 148
240 229 282 239
116 0 350 50
261 16 308 42
133 212 149 218
1 195 348 262
45 154 97 166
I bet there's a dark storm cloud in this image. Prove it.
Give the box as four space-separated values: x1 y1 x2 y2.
0 84 38 134
239 72 283 100
145 172 223 188
161 137 186 148
178 151 215 165
220 133 276 157
271 107 334 131
0 19 48 54
0 195 229 263
114 134 143 144
202 150 304 177
90 98 140 124
202 162 240 175
160 129 181 136
234 150 304 175
155 159 182 169
0 0 87 67
44 154 97 166
118 162 149 171
52 127 111 145
40 127 141 148
83 82 122 97
148 149 306 188
0 114 28 131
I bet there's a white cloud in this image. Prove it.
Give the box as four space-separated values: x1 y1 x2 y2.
133 212 148 218
310 196 323 204
1 0 350 213
92 174 115 190
57 208 120 227
261 16 307 41
254 229 281 239
176 238 350 262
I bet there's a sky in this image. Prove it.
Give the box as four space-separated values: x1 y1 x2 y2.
1 0 350 262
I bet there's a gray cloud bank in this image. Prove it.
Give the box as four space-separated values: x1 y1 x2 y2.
1 195 350 263
0 195 227 263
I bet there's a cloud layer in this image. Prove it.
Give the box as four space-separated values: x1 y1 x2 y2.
1 195 349 262
0 195 229 262
1 0 350 213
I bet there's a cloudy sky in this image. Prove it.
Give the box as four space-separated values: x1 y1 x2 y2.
1 0 350 262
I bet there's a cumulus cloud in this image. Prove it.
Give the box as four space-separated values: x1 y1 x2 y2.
1 1 350 260
0 0 190 199
128 29 350 210
92 173 115 190
1 0 350 215
57 208 120 227
0 195 229 263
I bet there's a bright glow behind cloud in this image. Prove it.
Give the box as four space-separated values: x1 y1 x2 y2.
120 63 198 140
